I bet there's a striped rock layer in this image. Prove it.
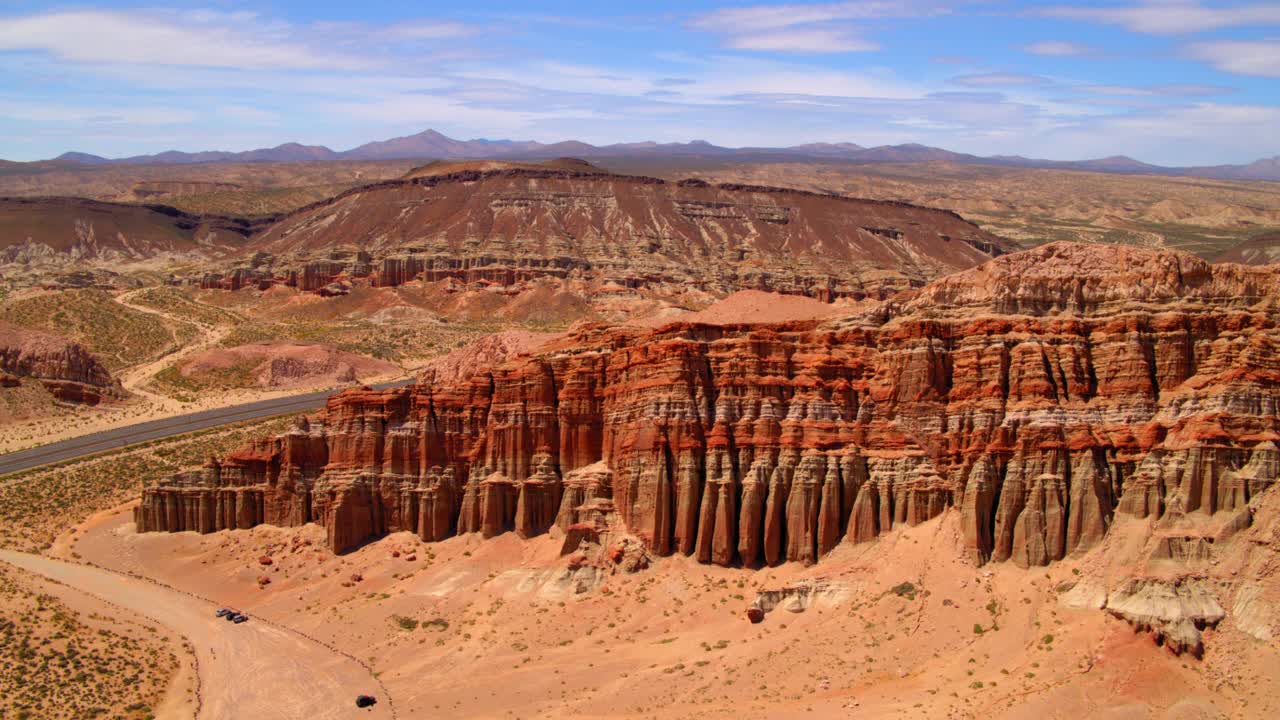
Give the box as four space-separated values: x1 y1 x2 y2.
137 243 1280 567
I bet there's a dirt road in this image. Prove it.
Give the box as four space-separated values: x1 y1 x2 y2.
0 550 393 720
112 288 236 412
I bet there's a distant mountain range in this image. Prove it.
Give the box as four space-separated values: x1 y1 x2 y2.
29 129 1280 182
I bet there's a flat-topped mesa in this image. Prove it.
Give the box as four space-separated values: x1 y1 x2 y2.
137 244 1280 567
199 164 1012 301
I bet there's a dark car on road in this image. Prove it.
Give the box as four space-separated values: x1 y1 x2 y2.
233 614 249 624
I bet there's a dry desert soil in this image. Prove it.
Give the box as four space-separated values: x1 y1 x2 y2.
38 498 1276 720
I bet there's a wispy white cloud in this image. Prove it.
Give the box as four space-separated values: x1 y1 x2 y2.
950 73 1052 87
690 1 929 33
383 21 477 40
1080 103 1280 139
688 1 941 53
1012 102 1280 164
319 95 604 132
723 28 880 52
0 10 367 70
1187 39 1280 77
0 4 1275 165
458 55 925 104
678 57 925 100
310 19 477 44
1022 40 1093 56
0 99 196 126
1041 1 1280 35
217 105 284 125
458 61 654 97
1067 83 1232 97
0 9 479 71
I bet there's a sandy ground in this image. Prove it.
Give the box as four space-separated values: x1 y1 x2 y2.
631 289 860 328
62 502 1277 720
2 547 393 720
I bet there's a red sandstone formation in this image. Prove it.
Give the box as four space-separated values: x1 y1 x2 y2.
137 243 1279 574
0 321 122 404
204 162 1009 302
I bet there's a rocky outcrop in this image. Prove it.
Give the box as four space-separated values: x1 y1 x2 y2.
209 163 1011 302
1231 582 1276 642
138 244 1280 572
199 267 273 291
748 579 851 620
1104 578 1226 657
0 321 121 404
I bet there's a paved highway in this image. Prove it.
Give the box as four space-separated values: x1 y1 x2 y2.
0 379 414 477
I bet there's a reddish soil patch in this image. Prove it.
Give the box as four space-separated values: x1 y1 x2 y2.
179 342 397 389
634 289 852 327
418 330 562 385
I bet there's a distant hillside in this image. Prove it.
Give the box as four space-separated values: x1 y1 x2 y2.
1217 232 1280 265
0 197 264 270
30 129 1280 183
234 160 1012 300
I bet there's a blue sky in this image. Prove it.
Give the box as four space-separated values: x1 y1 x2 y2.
1 1 1278 164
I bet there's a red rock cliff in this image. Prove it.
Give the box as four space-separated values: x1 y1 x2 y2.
137 243 1280 567
0 321 122 404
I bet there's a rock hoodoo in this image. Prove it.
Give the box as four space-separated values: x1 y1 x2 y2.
137 243 1280 571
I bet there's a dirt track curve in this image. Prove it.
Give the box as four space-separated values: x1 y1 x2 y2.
0 550 394 720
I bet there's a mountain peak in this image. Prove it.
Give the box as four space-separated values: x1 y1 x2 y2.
54 151 109 164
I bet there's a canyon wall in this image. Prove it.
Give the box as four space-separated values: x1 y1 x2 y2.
138 243 1280 567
